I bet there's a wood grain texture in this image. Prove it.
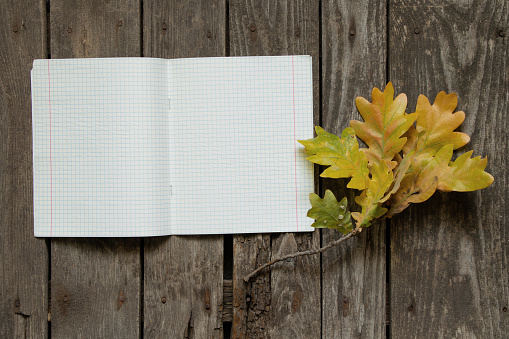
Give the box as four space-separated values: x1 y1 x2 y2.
144 237 223 338
0 1 48 337
51 239 140 337
229 1 321 337
389 0 509 337
50 1 141 337
320 1 387 338
143 1 225 337
50 0 140 58
143 0 225 58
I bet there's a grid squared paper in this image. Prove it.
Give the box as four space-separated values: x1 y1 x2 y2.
32 58 171 237
31 56 314 237
168 56 314 234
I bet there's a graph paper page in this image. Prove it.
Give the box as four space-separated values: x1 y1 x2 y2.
32 58 171 237
168 56 314 234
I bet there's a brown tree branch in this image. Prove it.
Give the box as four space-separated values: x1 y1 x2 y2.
243 230 360 282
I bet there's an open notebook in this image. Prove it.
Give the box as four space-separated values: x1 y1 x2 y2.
31 56 314 237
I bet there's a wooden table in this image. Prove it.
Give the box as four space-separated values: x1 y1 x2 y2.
1 0 507 338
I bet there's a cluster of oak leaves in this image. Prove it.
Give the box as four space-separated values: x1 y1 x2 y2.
299 83 494 234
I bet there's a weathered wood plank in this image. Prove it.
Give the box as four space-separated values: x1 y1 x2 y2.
51 239 140 336
0 1 49 337
389 0 509 337
49 1 141 337
143 1 225 337
143 0 225 58
144 237 224 338
320 1 387 338
50 0 140 58
229 1 321 337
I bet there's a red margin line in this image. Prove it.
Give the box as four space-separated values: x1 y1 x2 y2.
291 56 299 231
47 60 53 237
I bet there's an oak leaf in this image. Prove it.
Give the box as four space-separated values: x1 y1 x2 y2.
303 84 494 230
435 146 494 192
351 82 418 170
308 190 353 234
298 126 369 190
403 92 470 160
351 161 393 227
387 157 439 218
388 144 494 216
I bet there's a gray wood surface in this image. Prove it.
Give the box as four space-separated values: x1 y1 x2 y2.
50 0 140 58
229 1 321 337
320 1 387 338
389 0 509 337
1 0 508 337
0 1 49 337
49 1 141 338
142 1 225 337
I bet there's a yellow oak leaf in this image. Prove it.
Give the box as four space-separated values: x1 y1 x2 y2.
351 82 418 170
436 147 494 192
403 91 470 160
388 144 493 216
387 174 438 218
351 161 393 228
381 149 415 203
388 155 440 217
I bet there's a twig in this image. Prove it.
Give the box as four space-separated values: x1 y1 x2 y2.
243 230 359 282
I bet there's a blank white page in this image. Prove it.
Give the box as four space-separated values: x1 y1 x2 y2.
168 56 314 234
32 58 171 237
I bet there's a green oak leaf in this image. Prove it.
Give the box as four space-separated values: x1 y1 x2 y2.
307 190 353 235
298 126 369 190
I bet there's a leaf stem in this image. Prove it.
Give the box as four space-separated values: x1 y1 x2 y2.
243 230 360 282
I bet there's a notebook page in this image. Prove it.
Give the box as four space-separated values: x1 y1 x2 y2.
168 56 314 234
31 58 171 237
